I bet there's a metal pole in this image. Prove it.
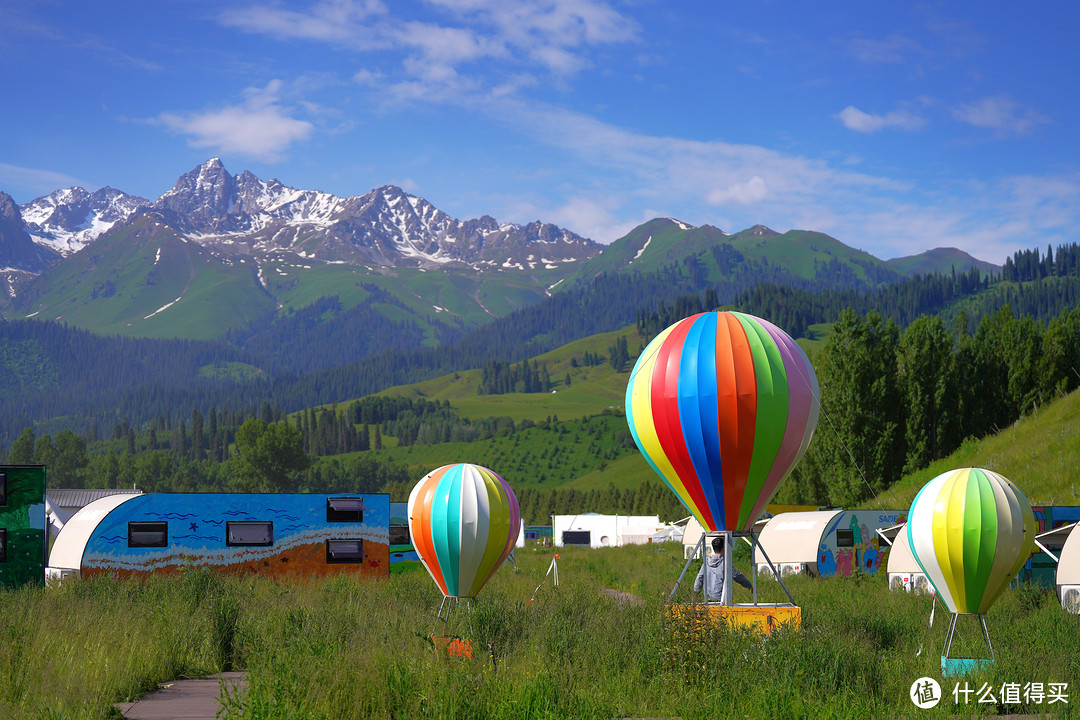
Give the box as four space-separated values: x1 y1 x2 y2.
432 596 449 637
721 531 733 606
749 532 758 605
980 614 995 660
668 534 705 602
753 534 797 606
942 614 959 658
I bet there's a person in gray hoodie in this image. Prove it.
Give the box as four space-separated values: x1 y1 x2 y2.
693 535 753 602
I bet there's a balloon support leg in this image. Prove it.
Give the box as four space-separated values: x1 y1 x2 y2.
941 613 995 676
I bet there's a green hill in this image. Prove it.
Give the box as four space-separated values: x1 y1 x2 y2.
886 247 1000 277
562 221 908 290
861 388 1080 510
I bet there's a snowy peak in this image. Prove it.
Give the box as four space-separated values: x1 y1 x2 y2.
20 186 149 256
137 160 599 269
8 159 601 277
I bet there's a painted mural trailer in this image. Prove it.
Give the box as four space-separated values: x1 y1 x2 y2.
47 493 389 581
754 509 906 578
0 466 47 589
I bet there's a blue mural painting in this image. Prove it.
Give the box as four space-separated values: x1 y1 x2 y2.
79 493 389 580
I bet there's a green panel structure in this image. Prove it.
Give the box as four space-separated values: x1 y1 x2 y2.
0 465 47 588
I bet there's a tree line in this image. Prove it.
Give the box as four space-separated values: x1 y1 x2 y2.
781 305 1080 506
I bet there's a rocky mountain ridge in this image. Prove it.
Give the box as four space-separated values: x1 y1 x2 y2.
14 159 599 275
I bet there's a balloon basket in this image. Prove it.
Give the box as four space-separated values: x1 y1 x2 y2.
940 612 995 677
432 636 474 659
666 602 801 636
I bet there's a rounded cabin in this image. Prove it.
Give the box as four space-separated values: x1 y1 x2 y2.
754 509 904 578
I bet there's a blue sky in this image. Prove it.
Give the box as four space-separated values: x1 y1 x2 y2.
2 0 1077 263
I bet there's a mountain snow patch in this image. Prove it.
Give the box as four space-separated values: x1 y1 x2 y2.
631 236 652 263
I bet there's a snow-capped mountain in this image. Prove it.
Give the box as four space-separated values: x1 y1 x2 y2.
145 159 599 269
21 186 149 256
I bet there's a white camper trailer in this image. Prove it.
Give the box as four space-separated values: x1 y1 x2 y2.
754 509 904 578
884 526 931 593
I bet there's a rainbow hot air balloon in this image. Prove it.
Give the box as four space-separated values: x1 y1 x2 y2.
907 468 1035 614
626 311 819 532
407 463 521 599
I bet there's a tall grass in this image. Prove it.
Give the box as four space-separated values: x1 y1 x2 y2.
1 544 1077 719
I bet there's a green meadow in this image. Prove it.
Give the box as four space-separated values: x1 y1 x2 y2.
2 543 1077 719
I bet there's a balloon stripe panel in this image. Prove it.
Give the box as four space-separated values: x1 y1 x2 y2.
678 314 724 528
909 473 955 612
627 325 703 526
716 312 756 531
736 314 788 530
652 317 715 528
747 319 814 523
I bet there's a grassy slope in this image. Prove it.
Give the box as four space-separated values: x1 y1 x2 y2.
15 220 275 339
729 229 895 283
862 388 1080 510
13 218 564 341
375 324 647 421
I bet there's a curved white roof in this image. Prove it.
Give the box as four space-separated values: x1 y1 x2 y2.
1058 524 1080 586
885 525 922 574
48 494 139 571
753 510 843 566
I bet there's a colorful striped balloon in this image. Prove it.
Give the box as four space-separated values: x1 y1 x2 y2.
625 311 819 532
407 463 521 599
907 468 1035 614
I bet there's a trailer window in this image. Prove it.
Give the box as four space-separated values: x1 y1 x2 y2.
835 529 854 547
562 530 591 545
327 497 364 522
128 522 168 548
0 529 6 562
0 470 6 506
326 539 364 563
226 521 274 547
389 523 410 546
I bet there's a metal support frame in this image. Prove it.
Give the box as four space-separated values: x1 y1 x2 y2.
942 612 995 662
668 530 797 607
431 596 471 638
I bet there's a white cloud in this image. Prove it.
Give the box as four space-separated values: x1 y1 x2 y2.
706 176 767 205
836 105 926 133
953 95 1049 136
0 163 92 200
154 81 313 162
220 0 388 45
219 0 637 91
